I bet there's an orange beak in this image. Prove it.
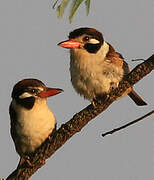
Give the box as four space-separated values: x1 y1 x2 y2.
58 40 81 49
38 88 63 98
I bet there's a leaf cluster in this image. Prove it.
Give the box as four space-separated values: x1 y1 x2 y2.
53 0 90 22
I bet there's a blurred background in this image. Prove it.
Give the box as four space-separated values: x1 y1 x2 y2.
0 0 153 179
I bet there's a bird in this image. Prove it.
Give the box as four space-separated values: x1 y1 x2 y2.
9 78 63 165
58 27 147 106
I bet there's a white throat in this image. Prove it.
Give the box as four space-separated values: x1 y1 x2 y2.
11 98 56 154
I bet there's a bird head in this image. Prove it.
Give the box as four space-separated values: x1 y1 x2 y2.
11 78 63 109
58 27 104 54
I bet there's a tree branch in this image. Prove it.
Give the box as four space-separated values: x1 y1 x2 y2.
5 54 154 180
102 110 154 137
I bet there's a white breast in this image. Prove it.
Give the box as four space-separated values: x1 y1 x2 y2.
12 99 56 155
70 42 124 100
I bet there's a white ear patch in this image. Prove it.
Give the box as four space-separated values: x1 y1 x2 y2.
89 38 99 44
37 87 44 91
19 92 32 99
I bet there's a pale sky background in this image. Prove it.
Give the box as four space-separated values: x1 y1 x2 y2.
0 0 154 179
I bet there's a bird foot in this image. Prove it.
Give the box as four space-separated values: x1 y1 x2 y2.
92 94 108 107
17 156 33 169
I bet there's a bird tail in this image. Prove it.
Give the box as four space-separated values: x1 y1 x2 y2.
128 89 147 106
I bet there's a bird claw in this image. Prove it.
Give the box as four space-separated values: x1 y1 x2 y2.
48 125 57 141
92 94 108 107
17 155 33 168
91 99 97 107
25 156 33 167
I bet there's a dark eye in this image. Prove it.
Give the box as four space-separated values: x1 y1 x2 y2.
30 89 38 94
83 36 90 42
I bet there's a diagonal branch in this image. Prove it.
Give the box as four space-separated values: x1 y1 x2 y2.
102 110 154 137
5 54 154 180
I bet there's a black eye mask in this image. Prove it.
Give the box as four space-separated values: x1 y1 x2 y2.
84 43 101 53
16 96 35 110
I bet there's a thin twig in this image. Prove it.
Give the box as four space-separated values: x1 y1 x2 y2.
132 58 145 62
102 110 154 137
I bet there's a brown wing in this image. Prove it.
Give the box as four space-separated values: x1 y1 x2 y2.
9 102 18 146
106 42 124 68
106 43 147 106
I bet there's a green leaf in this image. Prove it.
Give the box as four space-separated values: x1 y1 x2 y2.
69 0 84 23
53 0 91 22
56 0 70 18
85 0 90 15
52 0 60 9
